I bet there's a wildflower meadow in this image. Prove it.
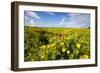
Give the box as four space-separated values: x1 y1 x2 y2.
24 26 90 61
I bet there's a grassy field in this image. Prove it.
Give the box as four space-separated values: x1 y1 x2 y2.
24 26 90 61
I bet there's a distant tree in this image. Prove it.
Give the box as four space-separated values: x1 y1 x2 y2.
88 27 90 29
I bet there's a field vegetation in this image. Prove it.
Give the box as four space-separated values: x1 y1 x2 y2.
24 26 90 61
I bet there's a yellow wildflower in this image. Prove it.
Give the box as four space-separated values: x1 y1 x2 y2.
60 42 64 45
51 44 55 47
47 44 55 48
80 55 89 59
76 43 81 48
47 44 50 48
41 55 45 59
40 45 46 48
62 47 66 52
66 50 70 54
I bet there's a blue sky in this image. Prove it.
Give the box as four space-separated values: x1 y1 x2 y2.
24 11 90 28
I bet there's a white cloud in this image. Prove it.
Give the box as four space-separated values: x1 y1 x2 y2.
59 17 66 26
30 19 37 26
26 11 40 19
46 12 55 16
30 19 34 24
68 13 81 16
26 19 37 27
65 13 90 28
24 11 40 26
57 13 90 28
24 15 29 20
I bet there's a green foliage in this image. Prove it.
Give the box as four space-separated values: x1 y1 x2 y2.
24 26 90 61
